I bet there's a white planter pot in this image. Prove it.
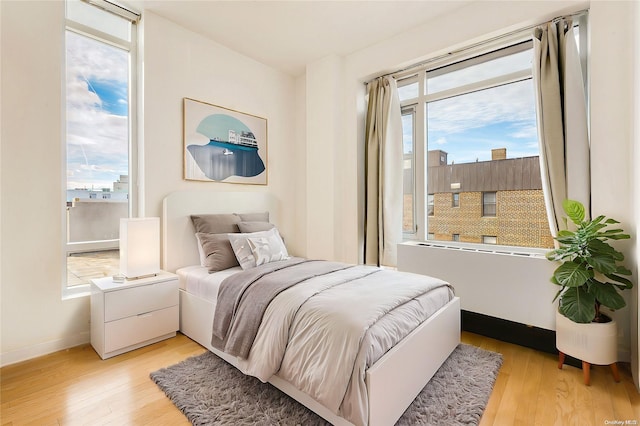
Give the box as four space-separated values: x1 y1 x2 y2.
555 310 618 365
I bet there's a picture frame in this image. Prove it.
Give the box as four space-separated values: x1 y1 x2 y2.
183 98 268 185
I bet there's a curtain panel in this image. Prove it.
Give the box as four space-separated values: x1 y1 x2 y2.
364 76 403 266
533 18 590 237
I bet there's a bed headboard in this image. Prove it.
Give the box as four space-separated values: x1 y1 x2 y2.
161 191 280 273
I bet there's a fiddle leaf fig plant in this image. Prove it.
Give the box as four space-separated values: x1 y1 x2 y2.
546 199 632 324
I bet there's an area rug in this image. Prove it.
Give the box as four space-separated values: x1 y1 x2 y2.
150 343 502 425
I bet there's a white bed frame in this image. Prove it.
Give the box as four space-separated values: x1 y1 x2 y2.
162 191 461 426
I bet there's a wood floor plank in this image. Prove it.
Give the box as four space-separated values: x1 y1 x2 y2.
1 331 638 425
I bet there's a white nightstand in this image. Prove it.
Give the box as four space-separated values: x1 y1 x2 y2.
90 271 179 359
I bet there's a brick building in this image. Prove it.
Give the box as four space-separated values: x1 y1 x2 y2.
424 148 554 249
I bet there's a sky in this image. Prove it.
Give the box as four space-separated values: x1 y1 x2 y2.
427 79 538 164
66 30 129 191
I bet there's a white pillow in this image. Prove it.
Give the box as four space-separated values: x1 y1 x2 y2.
228 228 288 269
248 230 289 266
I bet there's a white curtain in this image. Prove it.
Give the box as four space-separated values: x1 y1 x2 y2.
364 76 403 266
533 18 590 237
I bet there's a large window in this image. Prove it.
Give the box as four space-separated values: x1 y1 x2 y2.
64 0 138 297
398 26 585 249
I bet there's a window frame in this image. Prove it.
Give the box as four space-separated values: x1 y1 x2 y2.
482 191 497 217
62 4 138 299
452 193 460 208
401 105 417 237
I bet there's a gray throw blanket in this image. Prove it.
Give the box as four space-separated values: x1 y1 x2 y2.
211 258 354 358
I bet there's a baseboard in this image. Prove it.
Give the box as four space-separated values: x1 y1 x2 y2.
461 310 582 368
0 331 90 367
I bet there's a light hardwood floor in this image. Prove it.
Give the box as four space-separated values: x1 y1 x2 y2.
1 331 639 425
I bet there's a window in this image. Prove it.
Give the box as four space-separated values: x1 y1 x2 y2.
427 194 434 216
483 192 497 217
483 236 498 244
397 23 587 250
64 0 138 297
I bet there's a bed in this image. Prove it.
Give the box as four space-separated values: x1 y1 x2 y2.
162 190 460 426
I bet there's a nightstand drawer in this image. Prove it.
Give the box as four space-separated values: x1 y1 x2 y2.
104 279 178 322
104 305 179 353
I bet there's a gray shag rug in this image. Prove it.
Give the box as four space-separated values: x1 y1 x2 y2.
150 343 502 425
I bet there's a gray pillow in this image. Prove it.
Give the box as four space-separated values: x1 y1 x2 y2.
191 214 241 234
196 233 239 272
238 221 275 233
236 212 269 222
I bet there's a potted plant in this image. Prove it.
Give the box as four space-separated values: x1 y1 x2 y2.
546 199 632 383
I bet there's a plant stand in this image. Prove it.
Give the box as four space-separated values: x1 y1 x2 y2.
557 351 620 385
555 311 620 385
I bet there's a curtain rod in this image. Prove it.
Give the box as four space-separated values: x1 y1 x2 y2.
83 0 141 23
365 8 589 84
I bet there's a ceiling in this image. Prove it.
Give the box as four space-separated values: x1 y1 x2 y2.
123 1 474 76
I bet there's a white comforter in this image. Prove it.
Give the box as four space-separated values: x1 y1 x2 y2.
235 264 453 426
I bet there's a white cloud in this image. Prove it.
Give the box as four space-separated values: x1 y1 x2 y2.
428 79 536 135
433 136 447 145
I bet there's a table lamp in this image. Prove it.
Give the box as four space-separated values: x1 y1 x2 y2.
119 217 160 280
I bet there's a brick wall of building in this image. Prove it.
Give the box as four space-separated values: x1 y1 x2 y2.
427 189 554 248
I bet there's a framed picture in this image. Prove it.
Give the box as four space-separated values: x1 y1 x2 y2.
183 98 268 185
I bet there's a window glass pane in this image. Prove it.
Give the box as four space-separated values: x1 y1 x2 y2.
427 79 537 164
398 81 419 102
402 110 415 233
426 58 553 249
427 194 434 216
482 236 498 244
66 0 131 41
67 250 119 287
428 48 532 95
483 192 497 217
66 29 130 286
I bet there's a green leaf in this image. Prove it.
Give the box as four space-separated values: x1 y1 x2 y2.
603 232 631 240
605 273 633 289
559 286 596 323
553 262 593 287
587 239 624 261
585 253 618 274
616 265 632 275
563 199 585 225
589 280 627 310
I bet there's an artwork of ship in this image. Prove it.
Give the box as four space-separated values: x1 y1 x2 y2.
187 113 265 181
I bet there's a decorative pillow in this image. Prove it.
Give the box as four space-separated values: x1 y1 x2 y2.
235 212 269 222
237 221 275 233
248 229 289 266
191 214 241 234
196 233 239 272
228 228 287 269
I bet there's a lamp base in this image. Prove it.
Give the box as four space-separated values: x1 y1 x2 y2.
123 273 159 281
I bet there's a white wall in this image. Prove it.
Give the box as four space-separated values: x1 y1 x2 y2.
632 0 640 390
304 0 638 360
588 0 637 364
1 1 91 365
0 5 298 365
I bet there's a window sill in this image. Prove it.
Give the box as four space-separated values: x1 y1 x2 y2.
62 284 91 300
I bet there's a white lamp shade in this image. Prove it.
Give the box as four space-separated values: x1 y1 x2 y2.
120 217 160 279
